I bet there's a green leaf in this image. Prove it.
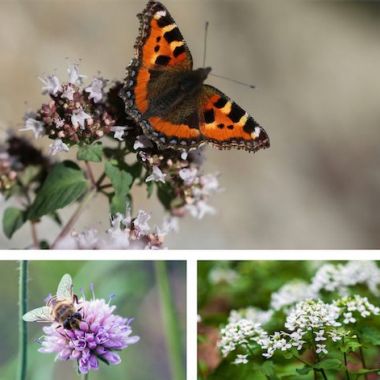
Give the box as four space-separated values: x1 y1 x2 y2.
48 211 62 226
157 183 176 210
296 365 312 375
28 161 88 220
146 181 154 198
3 207 26 238
314 359 342 371
77 142 103 162
105 161 133 215
105 161 133 195
110 193 131 215
261 361 279 380
126 161 143 179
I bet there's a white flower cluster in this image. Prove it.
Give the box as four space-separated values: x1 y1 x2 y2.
270 262 380 311
217 262 380 365
184 173 220 219
270 281 316 311
218 318 267 358
209 267 238 285
311 261 380 297
228 307 273 326
334 295 380 324
55 210 178 250
285 299 341 332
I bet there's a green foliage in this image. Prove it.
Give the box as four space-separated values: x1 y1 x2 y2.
77 141 103 162
28 161 88 220
2 207 26 238
314 358 342 371
104 160 133 215
157 182 176 210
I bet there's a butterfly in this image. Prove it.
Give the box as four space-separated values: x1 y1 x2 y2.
121 0 270 153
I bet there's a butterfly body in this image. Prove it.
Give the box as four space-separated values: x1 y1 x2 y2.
122 1 270 153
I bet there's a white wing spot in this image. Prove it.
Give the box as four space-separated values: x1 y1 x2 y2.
154 10 167 19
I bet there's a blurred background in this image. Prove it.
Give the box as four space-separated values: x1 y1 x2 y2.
0 0 379 249
0 261 186 380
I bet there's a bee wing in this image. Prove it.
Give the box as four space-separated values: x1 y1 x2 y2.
23 306 52 322
56 273 73 300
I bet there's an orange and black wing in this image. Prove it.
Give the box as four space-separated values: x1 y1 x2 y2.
123 1 193 117
199 85 270 153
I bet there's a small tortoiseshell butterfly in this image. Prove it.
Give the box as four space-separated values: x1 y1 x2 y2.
121 1 270 153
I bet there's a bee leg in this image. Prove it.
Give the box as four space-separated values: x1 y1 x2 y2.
73 294 79 304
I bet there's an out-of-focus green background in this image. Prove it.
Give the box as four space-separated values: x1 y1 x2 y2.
1 0 379 249
0 261 186 380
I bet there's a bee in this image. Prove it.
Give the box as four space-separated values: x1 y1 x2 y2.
23 273 82 330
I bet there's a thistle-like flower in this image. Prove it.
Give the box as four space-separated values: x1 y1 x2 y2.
39 299 139 374
25 274 139 374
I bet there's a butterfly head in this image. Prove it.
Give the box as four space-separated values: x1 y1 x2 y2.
178 67 211 95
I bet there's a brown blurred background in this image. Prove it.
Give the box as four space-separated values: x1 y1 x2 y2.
0 0 379 249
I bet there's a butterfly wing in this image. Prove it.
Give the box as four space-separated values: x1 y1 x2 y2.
23 306 52 323
124 1 192 115
56 273 73 300
123 1 202 149
199 85 270 152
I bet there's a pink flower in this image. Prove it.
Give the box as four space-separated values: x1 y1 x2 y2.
38 298 139 374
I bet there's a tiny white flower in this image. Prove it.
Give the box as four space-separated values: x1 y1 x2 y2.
20 117 45 139
233 354 248 365
85 78 105 103
180 151 188 160
316 344 328 354
133 210 151 236
67 64 86 85
71 108 91 129
39 75 61 95
62 85 75 101
315 330 326 341
186 200 215 219
54 117 65 129
157 215 179 236
179 167 198 186
110 126 127 141
146 166 166 183
48 139 69 155
200 173 220 194
134 135 154 150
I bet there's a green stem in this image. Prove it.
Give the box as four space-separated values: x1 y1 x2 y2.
155 262 185 380
357 335 368 380
343 351 350 380
17 261 28 380
82 374 89 380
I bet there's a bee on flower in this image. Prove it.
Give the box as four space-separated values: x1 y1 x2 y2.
23 274 139 374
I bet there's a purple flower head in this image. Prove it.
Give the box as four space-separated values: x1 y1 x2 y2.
38 298 139 374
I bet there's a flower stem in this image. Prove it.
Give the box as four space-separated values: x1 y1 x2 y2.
30 222 39 248
343 351 350 380
356 335 368 380
82 374 89 380
155 262 185 380
17 260 28 380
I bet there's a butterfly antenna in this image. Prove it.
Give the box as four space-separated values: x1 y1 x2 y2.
203 21 209 67
209 73 256 89
204 22 255 89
